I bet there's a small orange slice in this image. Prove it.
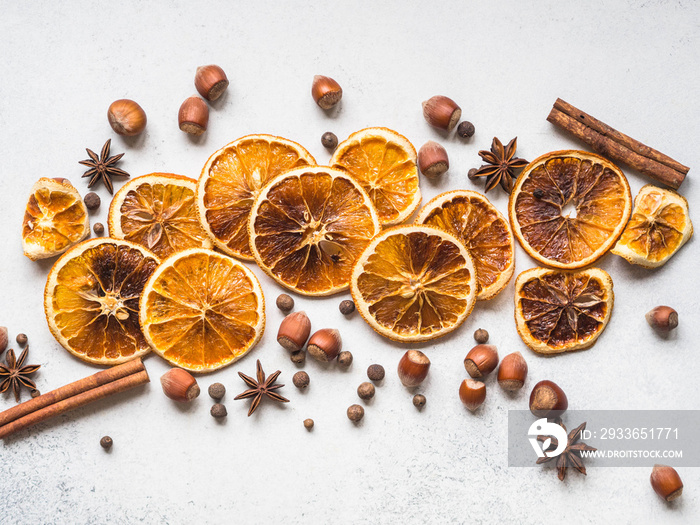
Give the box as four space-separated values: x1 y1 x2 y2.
416 190 515 300
44 238 160 365
509 151 631 269
514 266 613 354
249 166 380 296
108 173 212 258
197 135 316 260
330 127 421 226
351 225 478 342
611 185 692 268
140 248 265 372
22 178 90 260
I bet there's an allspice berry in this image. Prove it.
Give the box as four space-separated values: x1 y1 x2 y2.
303 418 314 430
347 404 364 422
339 300 355 315
457 121 475 138
208 382 226 400
337 351 353 367
413 394 426 409
210 403 227 418
367 364 385 382
93 223 105 235
84 192 101 210
100 436 113 449
276 293 294 312
321 132 338 150
290 350 306 365
31 389 41 398
293 371 310 389
357 382 375 400
468 168 478 180
16 333 28 346
473 328 489 344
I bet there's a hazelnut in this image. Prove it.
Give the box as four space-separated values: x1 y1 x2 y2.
650 464 683 502
357 382 375 400
107 99 147 136
367 364 385 382
194 65 229 101
529 380 568 418
277 311 311 352
293 371 310 389
93 223 105 235
422 95 461 131
210 403 227 418
646 306 678 332
417 141 449 179
339 299 355 315
0 326 7 353
459 379 486 412
311 75 342 109
347 404 364 423
100 436 113 449
276 293 294 312
413 394 426 409
457 121 475 138
208 382 226 400
178 96 209 135
397 350 431 387
307 328 342 362
160 368 200 402
16 332 28 346
290 350 306 365
337 351 353 367
497 352 528 391
464 344 499 378
303 418 314 430
473 328 489 344
321 132 338 150
84 192 101 211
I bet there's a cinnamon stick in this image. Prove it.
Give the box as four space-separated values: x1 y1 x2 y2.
0 362 149 439
547 98 689 189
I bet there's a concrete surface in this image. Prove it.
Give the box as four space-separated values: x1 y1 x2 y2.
0 1 698 523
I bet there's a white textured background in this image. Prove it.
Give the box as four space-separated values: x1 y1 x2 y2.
1 1 698 523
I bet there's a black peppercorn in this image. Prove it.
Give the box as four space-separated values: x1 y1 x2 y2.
457 121 475 138
357 382 375 400
93 223 105 235
84 192 101 210
321 132 338 150
337 351 353 367
276 294 294 312
100 436 113 449
413 394 426 408
367 364 385 382
474 328 489 344
347 404 364 422
16 333 28 346
211 403 227 418
339 300 355 315
208 382 226 400
293 371 310 389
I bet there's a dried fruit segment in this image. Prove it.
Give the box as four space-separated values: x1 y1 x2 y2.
44 239 159 365
249 166 380 296
611 185 692 268
330 127 421 225
140 248 265 372
108 173 212 258
509 151 631 269
416 190 514 300
351 226 478 342
514 267 613 354
22 178 90 260
197 135 316 260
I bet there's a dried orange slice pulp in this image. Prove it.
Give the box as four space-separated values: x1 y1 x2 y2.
514 267 613 354
197 135 315 260
416 190 514 300
611 185 692 268
140 248 265 372
45 238 159 365
249 166 380 296
351 225 478 342
22 178 90 260
330 127 421 226
509 151 631 269
108 173 212 258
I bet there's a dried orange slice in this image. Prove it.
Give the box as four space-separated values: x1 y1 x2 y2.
416 190 514 300
197 134 316 260
22 178 90 260
611 185 692 268
514 266 613 354
350 225 478 342
44 238 160 365
249 166 380 296
108 173 212 258
140 248 265 372
330 127 421 226
509 151 631 269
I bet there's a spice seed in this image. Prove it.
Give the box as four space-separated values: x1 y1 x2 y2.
31 389 41 398
276 294 294 312
84 192 101 210
413 394 426 409
293 371 310 389
468 168 478 180
337 350 353 367
457 121 475 138
357 382 375 400
208 382 226 400
290 350 306 365
16 333 28 346
100 436 113 449
321 132 338 150
304 418 314 430
473 328 489 344
347 404 364 422
93 223 105 235
211 403 227 418
339 300 355 315
367 364 385 382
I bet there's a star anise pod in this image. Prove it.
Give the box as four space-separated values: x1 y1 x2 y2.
79 139 130 194
234 360 289 416
472 137 528 194
537 421 597 481
0 347 40 403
